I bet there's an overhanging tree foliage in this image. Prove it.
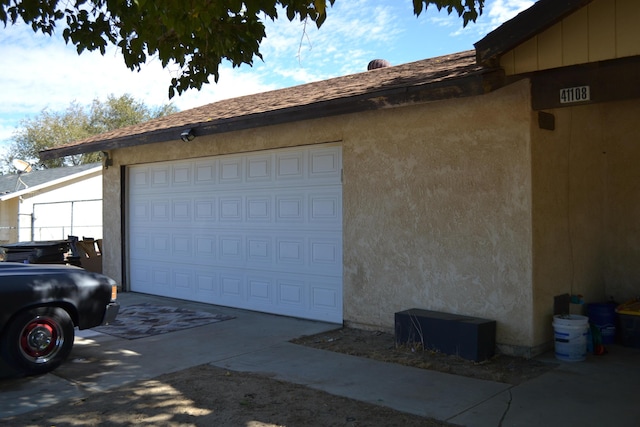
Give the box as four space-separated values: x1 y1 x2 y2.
0 1 484 98
2 94 177 170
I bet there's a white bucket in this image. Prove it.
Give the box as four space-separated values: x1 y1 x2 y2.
553 314 589 362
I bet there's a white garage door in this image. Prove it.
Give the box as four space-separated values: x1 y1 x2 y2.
127 144 343 323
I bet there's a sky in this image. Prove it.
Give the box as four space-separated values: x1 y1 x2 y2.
0 0 536 155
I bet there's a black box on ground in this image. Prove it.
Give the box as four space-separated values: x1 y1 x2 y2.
394 308 496 362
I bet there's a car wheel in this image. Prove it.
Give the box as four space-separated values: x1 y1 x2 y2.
1 307 75 376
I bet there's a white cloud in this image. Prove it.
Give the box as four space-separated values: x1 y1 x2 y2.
488 0 536 24
257 1 405 83
446 0 536 39
0 24 276 144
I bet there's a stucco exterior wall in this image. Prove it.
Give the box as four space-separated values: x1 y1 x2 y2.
531 98 640 347
342 80 533 354
102 79 534 352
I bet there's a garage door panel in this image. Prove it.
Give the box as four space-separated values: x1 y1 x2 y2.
310 194 341 222
130 168 150 188
276 195 304 222
276 152 304 180
310 147 341 175
220 273 244 299
220 158 243 183
247 155 273 182
195 235 216 258
172 235 193 258
173 267 193 290
130 229 340 273
248 275 274 303
172 200 192 221
130 231 148 252
151 200 170 221
129 144 342 323
131 200 149 221
278 278 305 307
172 164 192 186
150 166 171 187
247 236 272 263
130 263 151 289
311 282 341 311
129 261 343 323
194 199 216 221
276 237 305 265
195 270 217 295
131 188 341 226
246 196 272 221
310 238 341 266
150 233 171 254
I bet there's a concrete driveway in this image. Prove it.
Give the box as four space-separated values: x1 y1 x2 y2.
1 292 639 426
0 292 338 417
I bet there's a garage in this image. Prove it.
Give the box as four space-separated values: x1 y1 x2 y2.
126 144 343 323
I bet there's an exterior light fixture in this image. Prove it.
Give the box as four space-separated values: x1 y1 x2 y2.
101 151 113 169
180 128 195 142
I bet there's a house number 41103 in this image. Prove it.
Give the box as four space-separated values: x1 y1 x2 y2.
560 86 590 104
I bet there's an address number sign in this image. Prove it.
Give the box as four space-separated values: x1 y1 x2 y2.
560 86 590 104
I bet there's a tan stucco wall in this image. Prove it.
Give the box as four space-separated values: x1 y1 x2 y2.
102 79 535 352
532 98 640 347
342 80 533 353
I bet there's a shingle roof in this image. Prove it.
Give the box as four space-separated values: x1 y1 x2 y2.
40 50 504 160
0 163 101 200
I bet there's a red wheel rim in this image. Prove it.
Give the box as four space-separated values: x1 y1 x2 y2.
20 316 62 362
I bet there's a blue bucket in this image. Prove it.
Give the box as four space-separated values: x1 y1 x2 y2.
587 303 617 345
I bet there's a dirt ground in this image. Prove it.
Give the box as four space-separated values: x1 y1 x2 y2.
292 327 557 385
5 328 556 426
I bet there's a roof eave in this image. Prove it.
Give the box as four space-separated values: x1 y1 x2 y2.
39 68 504 160
474 0 594 66
0 165 102 201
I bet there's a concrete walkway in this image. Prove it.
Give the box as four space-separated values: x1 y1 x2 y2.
1 292 639 426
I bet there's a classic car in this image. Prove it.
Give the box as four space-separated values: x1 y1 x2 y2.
0 262 119 376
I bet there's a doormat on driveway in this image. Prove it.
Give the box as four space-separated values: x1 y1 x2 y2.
93 303 235 340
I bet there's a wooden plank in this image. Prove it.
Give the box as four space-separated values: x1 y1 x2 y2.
475 0 594 65
513 37 539 74
588 0 616 62
562 7 589 66
537 23 563 71
499 50 516 75
616 0 640 57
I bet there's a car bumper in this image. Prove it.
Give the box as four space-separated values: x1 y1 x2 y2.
101 302 120 325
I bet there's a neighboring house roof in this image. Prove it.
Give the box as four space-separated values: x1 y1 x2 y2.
40 50 505 160
0 163 101 201
475 0 594 65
